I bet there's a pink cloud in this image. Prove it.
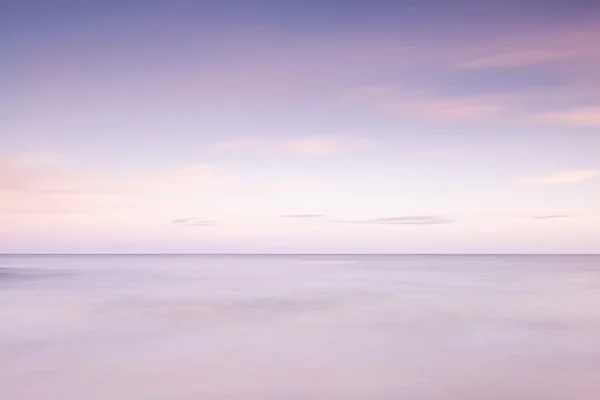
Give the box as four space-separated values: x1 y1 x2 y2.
344 24 600 125
0 155 341 217
0 156 222 195
384 97 505 120
457 50 577 70
0 192 134 214
0 155 125 194
204 135 362 157
350 81 600 126
533 106 600 127
518 170 598 185
0 156 224 215
454 23 600 71
143 164 223 192
350 85 512 121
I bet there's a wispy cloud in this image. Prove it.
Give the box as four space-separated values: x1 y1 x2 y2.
280 214 326 219
172 218 217 227
0 155 225 215
385 97 505 120
352 81 600 128
0 155 222 195
531 214 573 220
0 191 136 215
146 165 223 193
457 50 576 70
349 85 511 121
334 215 454 225
345 24 600 126
204 135 363 157
533 106 600 127
0 155 111 194
280 213 454 225
518 170 597 185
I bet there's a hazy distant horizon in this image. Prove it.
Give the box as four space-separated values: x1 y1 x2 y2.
3 253 599 256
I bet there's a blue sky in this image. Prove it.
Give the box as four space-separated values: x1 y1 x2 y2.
2 0 600 253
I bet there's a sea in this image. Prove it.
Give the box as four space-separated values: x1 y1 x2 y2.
1 254 599 400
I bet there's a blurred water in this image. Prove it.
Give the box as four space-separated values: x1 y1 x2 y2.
1 254 600 400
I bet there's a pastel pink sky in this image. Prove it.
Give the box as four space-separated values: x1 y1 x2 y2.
2 1 600 253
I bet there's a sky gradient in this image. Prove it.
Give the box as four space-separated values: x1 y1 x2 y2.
2 0 600 253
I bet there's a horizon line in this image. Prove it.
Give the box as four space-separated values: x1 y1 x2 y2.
1 253 599 256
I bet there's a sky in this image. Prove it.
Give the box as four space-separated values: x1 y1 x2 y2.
2 0 600 253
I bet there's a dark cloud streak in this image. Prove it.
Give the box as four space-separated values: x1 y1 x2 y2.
280 214 326 219
283 214 454 225
531 214 572 220
339 215 454 225
173 217 217 227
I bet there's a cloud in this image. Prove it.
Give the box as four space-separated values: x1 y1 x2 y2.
280 213 453 225
0 154 177 195
344 24 600 125
357 216 454 225
457 50 576 70
145 164 223 193
0 192 135 215
280 214 326 218
334 215 454 225
0 155 222 195
514 209 579 220
0 155 225 215
533 106 600 127
172 218 196 224
531 214 573 220
204 135 362 157
518 170 597 185
0 156 94 193
352 81 600 127
349 84 512 121
284 137 347 157
385 97 505 120
172 218 217 227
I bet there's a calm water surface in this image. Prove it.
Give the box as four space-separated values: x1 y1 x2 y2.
1 255 599 399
